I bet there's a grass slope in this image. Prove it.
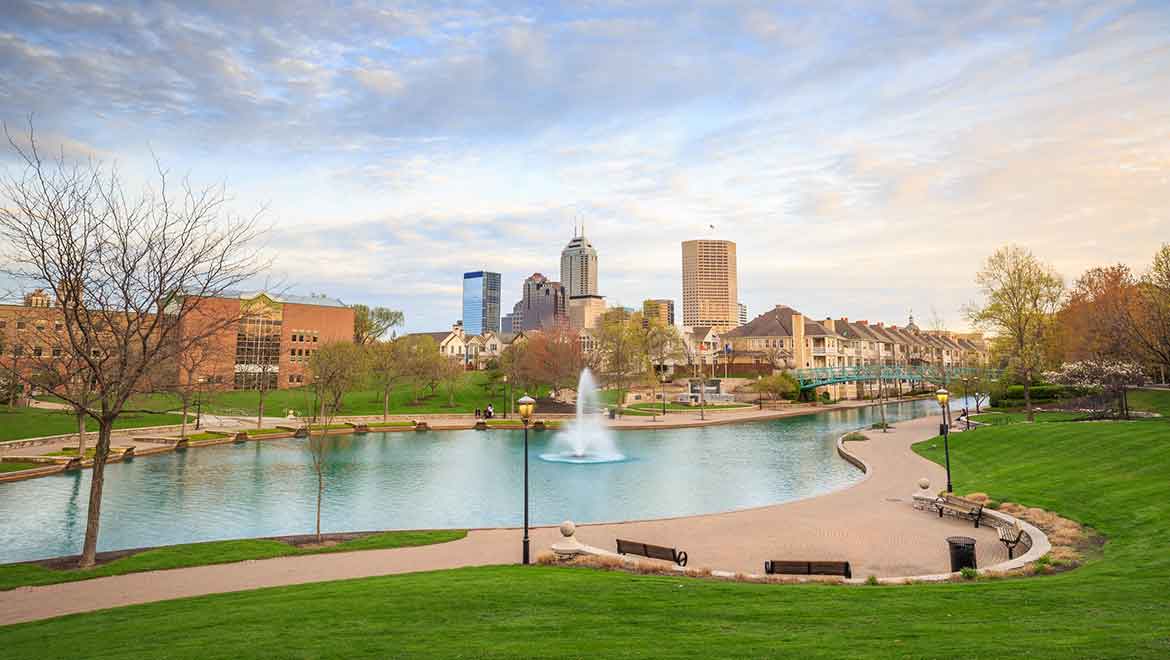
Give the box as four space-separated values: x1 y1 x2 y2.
0 409 187 443
2 396 1168 658
0 530 466 592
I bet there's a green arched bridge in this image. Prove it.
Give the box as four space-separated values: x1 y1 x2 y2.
792 365 1000 391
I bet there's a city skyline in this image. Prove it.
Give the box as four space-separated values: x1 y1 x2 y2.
1 2 1168 333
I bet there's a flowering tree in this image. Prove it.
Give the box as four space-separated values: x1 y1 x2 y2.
1044 360 1148 419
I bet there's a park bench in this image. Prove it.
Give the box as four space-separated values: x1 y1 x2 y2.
997 520 1027 559
616 539 688 567
931 494 984 528
763 560 852 579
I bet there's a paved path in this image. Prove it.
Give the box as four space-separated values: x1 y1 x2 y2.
0 413 1006 626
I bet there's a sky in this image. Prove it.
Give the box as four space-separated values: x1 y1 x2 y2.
1 0 1168 333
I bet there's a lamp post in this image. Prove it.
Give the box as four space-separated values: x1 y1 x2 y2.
195 377 206 430
936 388 953 493
757 374 763 410
518 394 535 565
960 377 972 430
660 372 667 418
503 375 509 419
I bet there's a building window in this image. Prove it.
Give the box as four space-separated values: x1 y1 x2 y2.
312 335 318 342
55 321 63 331
52 347 62 357
16 321 26 329
32 346 43 357
13 346 24 357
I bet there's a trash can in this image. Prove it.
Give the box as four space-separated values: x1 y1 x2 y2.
946 536 977 572
608 408 616 420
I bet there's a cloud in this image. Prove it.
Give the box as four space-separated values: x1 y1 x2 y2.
1 0 1168 332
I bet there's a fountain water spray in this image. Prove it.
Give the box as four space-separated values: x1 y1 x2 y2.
540 368 625 464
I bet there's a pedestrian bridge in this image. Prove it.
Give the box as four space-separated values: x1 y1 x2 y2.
792 365 999 391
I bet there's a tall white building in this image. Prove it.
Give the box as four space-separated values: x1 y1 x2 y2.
738 302 748 327
560 226 598 298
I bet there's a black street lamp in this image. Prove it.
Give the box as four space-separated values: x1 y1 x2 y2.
518 394 535 565
936 388 953 493
757 374 763 410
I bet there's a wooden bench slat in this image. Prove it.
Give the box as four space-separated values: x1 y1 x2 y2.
615 538 687 566
765 560 851 578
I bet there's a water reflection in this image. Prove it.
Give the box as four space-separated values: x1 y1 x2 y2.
0 398 956 563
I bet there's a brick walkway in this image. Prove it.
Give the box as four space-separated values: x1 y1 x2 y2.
0 413 1006 626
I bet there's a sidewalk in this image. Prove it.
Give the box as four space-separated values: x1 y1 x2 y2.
0 413 1006 626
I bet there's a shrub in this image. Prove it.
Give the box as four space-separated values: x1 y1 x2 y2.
842 432 868 442
534 550 558 565
871 422 892 430
818 391 832 404
865 575 879 586
960 567 978 580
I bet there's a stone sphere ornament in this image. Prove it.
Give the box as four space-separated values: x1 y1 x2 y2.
559 520 576 538
917 478 931 491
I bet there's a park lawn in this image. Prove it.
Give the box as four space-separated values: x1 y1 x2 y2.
3 403 1170 657
0 462 39 473
1128 388 1170 417
0 408 187 443
70 371 552 417
245 427 293 435
628 401 752 412
0 530 467 592
971 410 1092 425
365 421 414 428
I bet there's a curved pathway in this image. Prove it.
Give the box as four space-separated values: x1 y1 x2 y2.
0 413 1007 626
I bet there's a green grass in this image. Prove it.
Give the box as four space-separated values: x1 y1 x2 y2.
3 395 1169 657
40 372 552 418
628 401 751 412
971 410 1092 425
0 408 187 443
364 421 415 428
1129 388 1170 417
0 530 467 592
0 462 40 473
184 431 229 441
243 427 290 435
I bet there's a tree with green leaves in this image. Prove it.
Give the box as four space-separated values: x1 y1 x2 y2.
352 304 405 345
398 335 441 403
307 341 367 541
367 339 404 421
593 309 645 406
966 245 1064 422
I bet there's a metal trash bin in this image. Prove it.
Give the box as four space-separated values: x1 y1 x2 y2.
946 536 977 572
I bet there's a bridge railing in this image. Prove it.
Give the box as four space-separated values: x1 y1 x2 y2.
792 365 999 390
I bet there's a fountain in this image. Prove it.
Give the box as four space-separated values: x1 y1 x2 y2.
539 368 626 464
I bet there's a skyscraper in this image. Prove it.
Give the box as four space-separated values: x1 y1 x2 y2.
642 299 675 327
514 273 567 331
738 302 748 327
560 226 598 298
462 270 501 336
681 239 738 333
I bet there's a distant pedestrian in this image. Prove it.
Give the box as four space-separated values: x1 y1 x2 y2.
486 404 494 419
475 408 482 418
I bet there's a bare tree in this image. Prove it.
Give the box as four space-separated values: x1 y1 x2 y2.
439 357 463 407
307 342 366 542
0 124 265 568
966 245 1064 422
1127 244 1170 376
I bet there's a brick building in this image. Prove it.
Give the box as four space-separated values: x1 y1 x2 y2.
1 289 354 394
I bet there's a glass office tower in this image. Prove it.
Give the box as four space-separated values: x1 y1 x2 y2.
462 270 501 335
